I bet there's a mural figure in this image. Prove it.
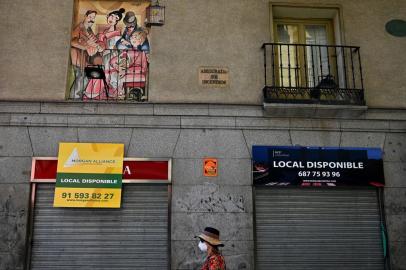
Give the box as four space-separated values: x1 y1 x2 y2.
82 8 127 100
70 10 104 99
99 8 125 49
99 8 126 68
130 28 150 52
116 11 139 49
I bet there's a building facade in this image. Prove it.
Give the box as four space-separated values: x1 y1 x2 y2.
0 0 405 269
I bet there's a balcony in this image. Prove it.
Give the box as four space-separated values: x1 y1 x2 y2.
262 43 367 116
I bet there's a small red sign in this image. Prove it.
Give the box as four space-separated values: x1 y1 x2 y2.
31 158 171 182
203 158 218 177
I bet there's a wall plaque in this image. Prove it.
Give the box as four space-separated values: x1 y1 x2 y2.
203 158 218 177
199 67 229 87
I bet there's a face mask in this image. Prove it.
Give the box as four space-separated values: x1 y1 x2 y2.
198 241 208 252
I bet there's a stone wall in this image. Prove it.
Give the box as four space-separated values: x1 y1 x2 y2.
384 133 406 270
0 102 405 269
0 0 405 107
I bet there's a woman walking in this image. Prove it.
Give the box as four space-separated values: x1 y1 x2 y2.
196 227 226 270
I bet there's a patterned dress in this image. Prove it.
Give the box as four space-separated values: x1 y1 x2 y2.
201 253 226 270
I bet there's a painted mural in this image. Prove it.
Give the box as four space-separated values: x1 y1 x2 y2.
68 1 150 101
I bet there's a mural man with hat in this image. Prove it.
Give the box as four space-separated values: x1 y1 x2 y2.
196 227 227 270
116 11 139 49
70 10 104 99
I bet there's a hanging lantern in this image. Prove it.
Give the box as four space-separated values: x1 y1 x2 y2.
146 1 165 26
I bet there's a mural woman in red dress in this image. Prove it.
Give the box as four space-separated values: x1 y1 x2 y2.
83 8 126 100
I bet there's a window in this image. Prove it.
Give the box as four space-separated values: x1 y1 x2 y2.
274 18 335 88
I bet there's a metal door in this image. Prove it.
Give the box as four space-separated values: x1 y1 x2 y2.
255 187 384 270
30 184 169 270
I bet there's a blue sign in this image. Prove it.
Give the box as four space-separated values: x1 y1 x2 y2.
253 146 384 187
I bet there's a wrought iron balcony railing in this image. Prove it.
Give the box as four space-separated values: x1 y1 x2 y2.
68 48 149 102
262 43 365 105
